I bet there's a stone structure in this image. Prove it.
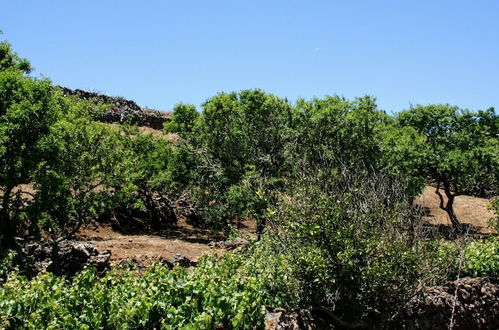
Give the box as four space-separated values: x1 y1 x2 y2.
57 86 171 129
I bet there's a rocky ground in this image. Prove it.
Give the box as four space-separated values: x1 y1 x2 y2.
392 277 499 330
264 277 499 329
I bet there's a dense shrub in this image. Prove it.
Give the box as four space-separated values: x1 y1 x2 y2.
436 237 499 279
262 167 442 325
0 248 298 329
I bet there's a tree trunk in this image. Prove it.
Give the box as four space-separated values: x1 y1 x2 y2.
143 190 161 231
435 182 462 229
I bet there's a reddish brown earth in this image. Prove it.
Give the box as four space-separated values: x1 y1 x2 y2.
76 217 257 264
76 219 219 264
78 225 212 263
415 186 495 234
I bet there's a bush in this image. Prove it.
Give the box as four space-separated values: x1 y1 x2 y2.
435 237 499 280
488 198 499 231
263 167 442 325
0 247 298 329
0 250 15 281
462 237 499 278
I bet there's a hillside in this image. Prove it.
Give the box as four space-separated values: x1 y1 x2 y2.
416 185 495 234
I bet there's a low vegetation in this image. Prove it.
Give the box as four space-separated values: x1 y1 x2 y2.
1 37 498 328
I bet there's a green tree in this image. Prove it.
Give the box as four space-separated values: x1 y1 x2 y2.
189 89 292 230
163 103 200 137
121 126 179 229
293 95 387 171
0 48 59 246
397 104 499 228
0 40 31 73
30 104 137 241
379 123 428 201
200 89 292 181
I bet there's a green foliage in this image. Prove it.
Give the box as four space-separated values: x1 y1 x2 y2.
29 102 137 241
0 67 60 246
461 238 499 278
171 90 292 229
436 238 499 279
264 168 438 323
164 103 200 136
397 104 498 197
121 126 176 193
488 198 499 231
0 250 16 280
395 104 499 226
199 89 292 181
0 41 31 73
293 95 387 170
0 248 298 329
379 124 427 200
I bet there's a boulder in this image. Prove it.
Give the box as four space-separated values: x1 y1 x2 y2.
16 239 111 277
264 307 336 330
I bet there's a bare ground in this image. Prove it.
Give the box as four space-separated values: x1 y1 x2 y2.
76 219 219 264
25 182 492 262
76 217 257 264
415 186 496 234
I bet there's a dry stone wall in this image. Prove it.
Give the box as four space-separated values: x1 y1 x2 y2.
392 277 499 329
58 86 171 129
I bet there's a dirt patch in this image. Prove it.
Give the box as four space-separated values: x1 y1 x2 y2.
15 184 496 263
415 186 495 234
77 222 216 264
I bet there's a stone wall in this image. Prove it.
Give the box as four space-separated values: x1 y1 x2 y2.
392 277 499 329
264 277 499 329
57 86 171 129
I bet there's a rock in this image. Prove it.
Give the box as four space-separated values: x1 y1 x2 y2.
264 307 336 329
392 277 499 329
159 257 175 269
15 239 111 277
91 249 111 272
115 258 146 270
173 254 196 267
211 237 250 250
159 254 196 269
57 86 170 129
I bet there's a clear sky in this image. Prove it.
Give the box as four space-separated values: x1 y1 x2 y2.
1 1 498 113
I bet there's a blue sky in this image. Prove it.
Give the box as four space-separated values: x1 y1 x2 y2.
1 1 498 113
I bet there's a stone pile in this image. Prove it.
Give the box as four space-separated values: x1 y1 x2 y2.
265 277 499 329
58 86 170 129
15 238 111 277
392 277 499 330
